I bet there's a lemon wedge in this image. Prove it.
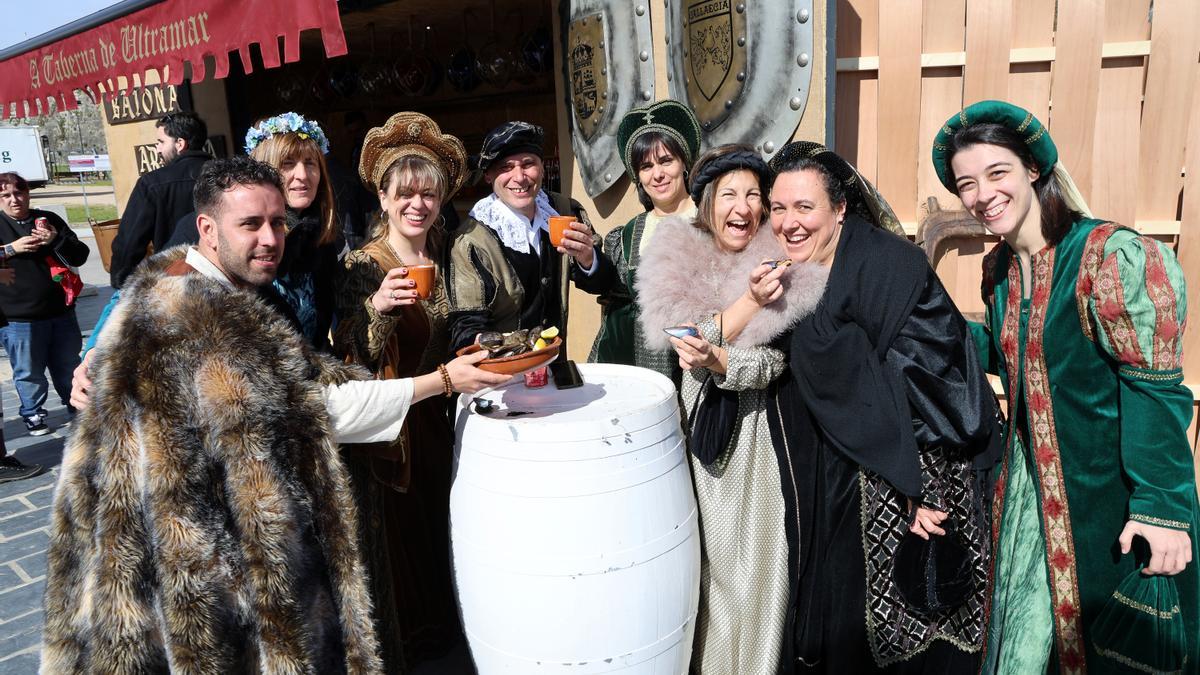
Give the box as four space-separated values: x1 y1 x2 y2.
540 326 559 340
534 338 548 351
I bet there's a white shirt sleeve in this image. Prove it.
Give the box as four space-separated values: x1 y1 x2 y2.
322 378 414 444
577 250 599 276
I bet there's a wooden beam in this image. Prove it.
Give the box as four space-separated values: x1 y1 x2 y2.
834 41 1153 72
1178 55 1200 385
877 0 923 223
1049 0 1105 202
1136 0 1200 220
964 0 1012 103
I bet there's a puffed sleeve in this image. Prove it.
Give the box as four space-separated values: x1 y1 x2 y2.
332 250 397 369
1086 228 1195 531
446 236 498 352
596 223 633 307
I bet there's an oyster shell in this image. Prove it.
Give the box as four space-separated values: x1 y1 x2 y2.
478 327 542 358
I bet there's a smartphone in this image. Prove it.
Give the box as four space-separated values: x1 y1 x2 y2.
663 325 700 339
550 360 584 390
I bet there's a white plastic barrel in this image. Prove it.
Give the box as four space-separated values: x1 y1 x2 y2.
451 364 700 674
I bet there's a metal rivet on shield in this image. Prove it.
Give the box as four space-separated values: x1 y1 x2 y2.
738 36 746 47
642 90 652 100
601 67 607 75
640 51 649 62
756 145 763 153
736 71 746 82
725 100 733 110
598 105 605 113
798 9 810 23
797 53 810 67
736 3 745 12
600 40 605 48
704 122 712 130
790 97 802 110
601 91 608 99
636 5 646 16
764 142 776 153
597 15 602 22
604 173 612 181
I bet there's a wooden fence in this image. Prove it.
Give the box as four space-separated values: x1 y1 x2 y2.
831 0 1200 454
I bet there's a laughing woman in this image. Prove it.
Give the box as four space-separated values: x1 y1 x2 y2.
765 142 1000 673
934 101 1198 674
636 144 829 673
588 100 701 376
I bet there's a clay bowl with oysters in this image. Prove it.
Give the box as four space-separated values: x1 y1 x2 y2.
456 326 561 376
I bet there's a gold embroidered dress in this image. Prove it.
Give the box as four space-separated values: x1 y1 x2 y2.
334 241 461 672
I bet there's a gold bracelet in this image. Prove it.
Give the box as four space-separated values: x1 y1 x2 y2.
437 364 453 397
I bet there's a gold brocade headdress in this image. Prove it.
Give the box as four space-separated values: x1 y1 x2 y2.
358 112 468 198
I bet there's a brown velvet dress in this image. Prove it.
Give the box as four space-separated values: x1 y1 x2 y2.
334 240 461 673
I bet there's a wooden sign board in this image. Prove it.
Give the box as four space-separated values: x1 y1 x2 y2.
103 83 193 125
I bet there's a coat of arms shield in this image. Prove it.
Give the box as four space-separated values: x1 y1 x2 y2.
684 0 747 130
667 0 815 159
560 0 655 196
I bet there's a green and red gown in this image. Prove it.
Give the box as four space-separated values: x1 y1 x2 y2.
971 218 1200 674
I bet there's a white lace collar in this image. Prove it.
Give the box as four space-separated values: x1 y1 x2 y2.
468 190 559 255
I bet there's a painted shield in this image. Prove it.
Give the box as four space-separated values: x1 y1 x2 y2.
684 0 746 130
568 13 607 141
667 0 815 160
561 0 655 197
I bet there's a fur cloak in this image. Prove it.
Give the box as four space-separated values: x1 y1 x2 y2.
635 216 830 350
41 247 382 674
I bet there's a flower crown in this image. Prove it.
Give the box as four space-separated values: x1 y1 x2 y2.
244 112 330 155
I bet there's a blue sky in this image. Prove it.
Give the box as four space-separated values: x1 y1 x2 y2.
0 1 127 53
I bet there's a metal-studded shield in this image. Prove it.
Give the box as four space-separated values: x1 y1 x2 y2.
666 0 815 160
561 0 655 197
568 14 607 141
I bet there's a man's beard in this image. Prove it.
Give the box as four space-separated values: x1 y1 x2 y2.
216 234 278 288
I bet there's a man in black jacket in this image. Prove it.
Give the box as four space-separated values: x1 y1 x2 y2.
0 172 90 437
109 111 211 287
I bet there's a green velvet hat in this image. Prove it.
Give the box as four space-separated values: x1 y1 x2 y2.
931 100 1058 192
616 100 702 182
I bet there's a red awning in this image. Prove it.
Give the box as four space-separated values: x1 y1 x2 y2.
0 0 347 119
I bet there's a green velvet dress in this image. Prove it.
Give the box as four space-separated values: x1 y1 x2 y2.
588 207 695 380
971 218 1200 674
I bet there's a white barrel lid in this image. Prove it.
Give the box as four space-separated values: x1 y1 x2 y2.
457 363 680 443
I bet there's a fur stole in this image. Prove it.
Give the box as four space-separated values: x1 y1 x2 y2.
636 216 830 350
41 247 382 674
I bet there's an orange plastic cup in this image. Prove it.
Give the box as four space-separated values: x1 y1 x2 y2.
408 264 436 300
549 215 577 248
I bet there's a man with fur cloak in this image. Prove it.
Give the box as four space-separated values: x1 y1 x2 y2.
40 157 506 674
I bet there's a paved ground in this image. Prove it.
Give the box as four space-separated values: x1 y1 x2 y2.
0 223 111 672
